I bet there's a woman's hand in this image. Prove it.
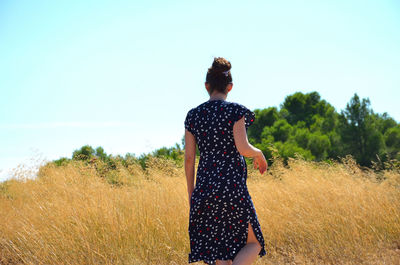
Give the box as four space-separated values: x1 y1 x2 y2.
253 149 268 174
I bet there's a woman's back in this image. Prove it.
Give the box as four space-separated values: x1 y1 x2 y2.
185 99 254 155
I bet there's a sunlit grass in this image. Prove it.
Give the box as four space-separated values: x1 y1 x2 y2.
0 155 399 264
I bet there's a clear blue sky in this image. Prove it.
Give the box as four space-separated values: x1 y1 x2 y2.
1 0 399 181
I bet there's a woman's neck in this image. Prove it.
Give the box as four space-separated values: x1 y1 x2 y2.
208 93 227 101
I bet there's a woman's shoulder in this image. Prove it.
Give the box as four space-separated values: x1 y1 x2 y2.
227 101 247 108
224 101 251 113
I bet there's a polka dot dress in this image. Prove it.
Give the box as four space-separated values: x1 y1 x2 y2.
184 99 267 264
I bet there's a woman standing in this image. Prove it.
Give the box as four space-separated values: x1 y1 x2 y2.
184 57 268 265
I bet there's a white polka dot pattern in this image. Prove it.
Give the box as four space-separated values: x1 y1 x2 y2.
184 99 266 264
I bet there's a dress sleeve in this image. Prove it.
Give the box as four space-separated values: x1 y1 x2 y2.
231 103 256 129
184 109 195 134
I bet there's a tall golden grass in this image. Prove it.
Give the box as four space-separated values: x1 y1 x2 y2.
0 155 399 264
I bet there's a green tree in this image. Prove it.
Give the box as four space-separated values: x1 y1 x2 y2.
274 140 314 163
372 112 397 134
338 93 386 166
152 145 183 161
270 119 292 142
281 91 321 126
326 131 343 159
248 107 279 142
293 127 310 149
72 145 95 160
95 146 108 161
307 132 331 161
384 126 400 160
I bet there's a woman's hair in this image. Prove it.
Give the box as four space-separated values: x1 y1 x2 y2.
206 57 232 95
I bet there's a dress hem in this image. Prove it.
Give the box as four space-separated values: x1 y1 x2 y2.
188 249 267 264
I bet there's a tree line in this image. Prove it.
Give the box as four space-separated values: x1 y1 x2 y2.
246 91 399 167
53 91 399 170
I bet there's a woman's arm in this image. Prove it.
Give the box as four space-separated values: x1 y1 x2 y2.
233 116 268 174
184 129 196 206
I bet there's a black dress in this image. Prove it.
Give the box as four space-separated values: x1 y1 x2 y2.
184 99 266 264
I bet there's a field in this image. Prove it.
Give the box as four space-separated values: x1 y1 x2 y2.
0 155 399 264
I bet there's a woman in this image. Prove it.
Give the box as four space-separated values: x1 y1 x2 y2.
184 57 268 265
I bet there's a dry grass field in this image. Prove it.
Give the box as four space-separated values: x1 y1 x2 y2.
0 155 399 265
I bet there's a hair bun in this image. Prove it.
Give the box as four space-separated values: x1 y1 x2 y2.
205 56 233 94
209 57 231 74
